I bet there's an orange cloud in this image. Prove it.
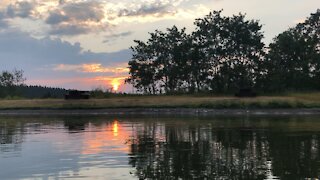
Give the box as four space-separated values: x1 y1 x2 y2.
82 63 129 73
53 63 129 74
94 76 128 91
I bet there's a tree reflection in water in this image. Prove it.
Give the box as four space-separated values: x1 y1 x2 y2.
127 117 320 179
0 119 24 153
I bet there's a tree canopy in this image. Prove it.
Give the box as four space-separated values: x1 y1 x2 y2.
126 10 265 94
0 69 26 87
126 9 320 94
0 69 26 98
258 9 320 92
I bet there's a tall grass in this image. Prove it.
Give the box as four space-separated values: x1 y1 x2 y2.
1 93 320 110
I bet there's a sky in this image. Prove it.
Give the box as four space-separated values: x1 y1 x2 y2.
0 0 318 92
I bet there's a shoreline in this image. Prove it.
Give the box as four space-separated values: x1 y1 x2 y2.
1 108 320 116
1 95 320 116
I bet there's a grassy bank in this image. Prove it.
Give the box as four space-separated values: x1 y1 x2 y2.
1 92 320 110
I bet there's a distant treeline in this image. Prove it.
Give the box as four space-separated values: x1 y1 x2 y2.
19 85 67 99
126 10 320 94
0 69 67 99
0 69 124 99
0 69 125 99
0 85 67 99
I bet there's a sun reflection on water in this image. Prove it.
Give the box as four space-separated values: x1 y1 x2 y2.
81 120 129 155
113 120 118 137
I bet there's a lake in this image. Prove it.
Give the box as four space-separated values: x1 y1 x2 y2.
1 114 320 179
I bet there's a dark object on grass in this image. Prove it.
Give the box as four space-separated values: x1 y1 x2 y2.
235 88 257 97
65 90 90 100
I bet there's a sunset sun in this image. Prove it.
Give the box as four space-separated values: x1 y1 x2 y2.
111 79 120 91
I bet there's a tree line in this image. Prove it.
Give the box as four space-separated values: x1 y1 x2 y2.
0 69 67 98
0 69 125 99
126 10 320 94
0 69 128 99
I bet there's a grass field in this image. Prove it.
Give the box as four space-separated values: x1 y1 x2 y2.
1 92 320 110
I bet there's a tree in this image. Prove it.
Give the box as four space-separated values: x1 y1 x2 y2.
194 10 265 93
0 69 26 87
126 11 265 94
153 26 190 93
0 71 15 87
0 69 26 97
126 9 319 94
258 9 320 92
126 40 158 94
126 26 190 94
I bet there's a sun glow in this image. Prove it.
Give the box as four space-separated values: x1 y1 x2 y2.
113 121 118 137
81 120 130 155
111 78 120 91
94 76 127 92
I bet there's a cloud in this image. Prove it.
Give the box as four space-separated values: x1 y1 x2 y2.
0 0 202 37
103 31 133 43
48 24 94 36
0 12 8 28
46 1 105 24
110 1 210 24
45 1 108 36
53 63 129 74
44 0 187 36
118 1 177 17
6 1 36 18
105 31 133 39
0 30 132 89
0 30 131 65
47 63 130 90
45 10 69 25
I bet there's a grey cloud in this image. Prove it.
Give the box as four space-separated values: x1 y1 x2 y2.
0 12 8 28
49 24 91 36
103 31 133 43
46 1 104 25
6 1 35 18
45 11 69 25
0 30 131 80
62 1 104 22
0 1 35 30
48 22 109 36
0 0 183 36
45 1 106 36
59 0 66 5
118 2 175 17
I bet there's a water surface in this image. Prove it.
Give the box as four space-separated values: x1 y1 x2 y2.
1 115 320 179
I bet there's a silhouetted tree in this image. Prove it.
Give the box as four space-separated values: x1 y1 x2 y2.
257 9 320 92
0 69 25 87
126 39 158 94
126 9 319 94
0 69 26 97
126 11 264 94
126 26 189 94
194 10 265 93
